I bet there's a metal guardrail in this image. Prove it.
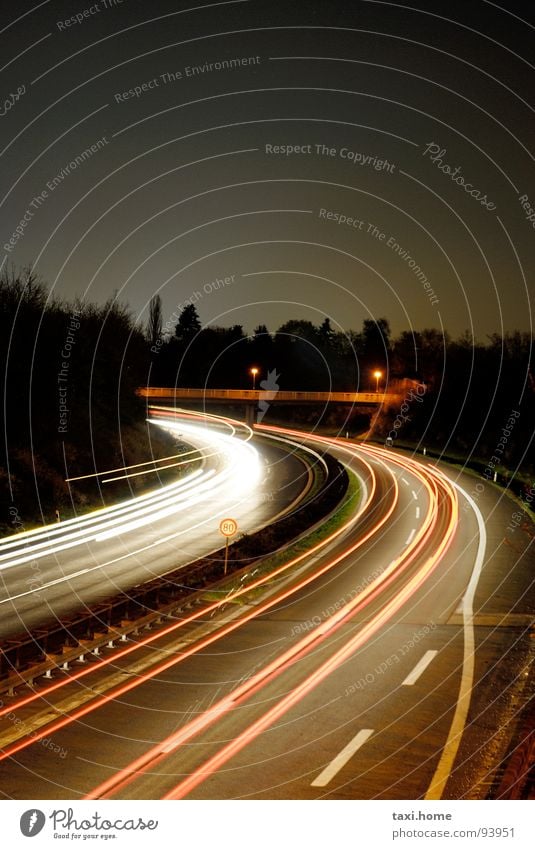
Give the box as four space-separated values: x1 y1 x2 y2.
0 584 222 697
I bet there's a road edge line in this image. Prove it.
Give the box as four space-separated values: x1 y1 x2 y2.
425 480 487 799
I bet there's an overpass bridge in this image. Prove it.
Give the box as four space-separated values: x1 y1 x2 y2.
138 387 398 425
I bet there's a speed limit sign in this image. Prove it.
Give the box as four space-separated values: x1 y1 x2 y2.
219 518 238 576
219 518 238 537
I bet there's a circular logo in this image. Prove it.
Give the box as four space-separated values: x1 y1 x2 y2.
20 810 46 837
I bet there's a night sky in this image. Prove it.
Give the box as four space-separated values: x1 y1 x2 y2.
1 0 534 339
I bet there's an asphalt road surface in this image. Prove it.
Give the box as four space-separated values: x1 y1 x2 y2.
0 417 312 638
0 425 532 801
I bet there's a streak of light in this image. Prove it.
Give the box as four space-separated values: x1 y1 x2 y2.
91 472 447 798
160 465 457 799
64 444 204 482
0 432 382 763
85 440 456 799
0 469 205 556
0 419 261 569
101 453 205 483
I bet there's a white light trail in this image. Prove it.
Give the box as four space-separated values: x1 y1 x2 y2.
0 419 261 572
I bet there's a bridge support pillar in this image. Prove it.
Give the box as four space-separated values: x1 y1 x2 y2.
245 402 256 426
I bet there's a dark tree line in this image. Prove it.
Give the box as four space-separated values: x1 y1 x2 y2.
0 271 532 532
149 302 392 392
379 329 534 473
0 269 167 531
149 300 534 472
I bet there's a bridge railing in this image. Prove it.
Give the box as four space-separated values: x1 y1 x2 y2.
138 387 394 403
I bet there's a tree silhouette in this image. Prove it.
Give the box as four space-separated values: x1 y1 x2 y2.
146 294 162 350
175 303 201 345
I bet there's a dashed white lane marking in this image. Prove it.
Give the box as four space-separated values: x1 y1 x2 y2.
402 650 438 686
401 477 409 486
311 729 374 787
405 528 416 546
415 506 420 519
412 490 418 500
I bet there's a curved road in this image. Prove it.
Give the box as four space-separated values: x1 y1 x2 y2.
0 421 532 801
0 413 314 638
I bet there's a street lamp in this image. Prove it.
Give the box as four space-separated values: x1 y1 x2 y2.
250 367 259 390
373 369 382 393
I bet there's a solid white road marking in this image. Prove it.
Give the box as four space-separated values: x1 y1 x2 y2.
405 528 416 545
311 729 374 787
425 480 487 799
402 650 438 686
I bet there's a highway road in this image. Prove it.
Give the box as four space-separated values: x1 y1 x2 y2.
0 420 532 800
0 413 315 639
